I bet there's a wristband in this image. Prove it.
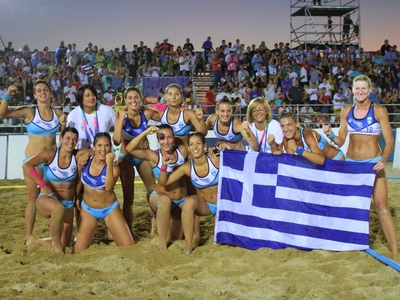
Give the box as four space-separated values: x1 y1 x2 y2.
160 166 167 173
327 132 335 140
37 181 46 189
3 93 13 101
295 146 304 156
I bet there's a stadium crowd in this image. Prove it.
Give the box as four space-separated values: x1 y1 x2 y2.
1 38 400 129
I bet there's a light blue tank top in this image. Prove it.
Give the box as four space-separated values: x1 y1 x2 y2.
26 106 59 136
43 148 77 183
190 155 219 189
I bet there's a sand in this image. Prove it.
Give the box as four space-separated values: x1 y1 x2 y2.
0 164 400 299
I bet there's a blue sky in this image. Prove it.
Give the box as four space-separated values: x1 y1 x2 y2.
0 0 398 53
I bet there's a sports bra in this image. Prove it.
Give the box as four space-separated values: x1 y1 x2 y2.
190 155 219 189
213 117 242 143
152 147 186 178
160 106 192 136
347 103 381 136
300 128 311 152
81 156 107 190
26 106 60 136
43 148 77 183
300 128 329 153
122 110 148 140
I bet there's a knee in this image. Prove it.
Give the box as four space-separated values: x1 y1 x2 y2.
181 197 196 213
157 195 172 208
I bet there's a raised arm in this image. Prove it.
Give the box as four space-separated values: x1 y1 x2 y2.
287 129 325 165
104 153 120 192
158 159 190 187
125 125 159 153
239 120 260 151
112 108 127 146
187 108 208 136
205 114 217 129
322 105 349 147
0 85 31 120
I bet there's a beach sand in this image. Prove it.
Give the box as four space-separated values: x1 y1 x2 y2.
0 164 400 299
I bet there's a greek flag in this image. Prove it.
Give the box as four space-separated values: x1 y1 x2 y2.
214 150 376 251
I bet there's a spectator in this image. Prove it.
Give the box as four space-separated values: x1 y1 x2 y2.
342 14 353 43
179 51 190 76
249 85 261 101
332 88 346 123
205 85 216 115
202 37 214 65
286 80 306 105
211 52 223 89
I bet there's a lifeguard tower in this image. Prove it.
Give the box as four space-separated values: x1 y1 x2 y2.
290 0 360 49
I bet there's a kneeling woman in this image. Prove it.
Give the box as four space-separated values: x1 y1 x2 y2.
159 132 220 254
74 133 134 251
22 127 80 253
125 124 189 251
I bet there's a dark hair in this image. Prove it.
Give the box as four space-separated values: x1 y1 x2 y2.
188 132 206 145
76 84 98 109
33 79 51 94
93 132 112 146
279 111 297 121
124 86 143 99
61 126 79 138
157 124 174 141
216 97 232 109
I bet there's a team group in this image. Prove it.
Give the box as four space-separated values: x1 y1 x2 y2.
0 74 397 256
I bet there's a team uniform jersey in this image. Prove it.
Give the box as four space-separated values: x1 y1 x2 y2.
81 156 107 190
347 103 381 135
152 147 186 178
190 155 219 189
121 110 148 140
26 106 59 136
213 117 242 143
43 148 77 183
160 106 191 136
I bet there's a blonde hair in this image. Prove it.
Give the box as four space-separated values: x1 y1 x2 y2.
165 83 184 103
353 74 372 88
246 97 273 123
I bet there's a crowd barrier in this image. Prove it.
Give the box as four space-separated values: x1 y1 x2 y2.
0 130 218 180
1 128 398 180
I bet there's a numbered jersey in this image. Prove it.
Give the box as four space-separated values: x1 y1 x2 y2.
347 103 381 136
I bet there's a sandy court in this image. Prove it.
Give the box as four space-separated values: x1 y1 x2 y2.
0 164 399 299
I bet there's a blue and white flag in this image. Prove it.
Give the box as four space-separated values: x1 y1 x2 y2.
214 150 376 251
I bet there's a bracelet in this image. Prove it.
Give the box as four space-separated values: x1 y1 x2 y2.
3 93 13 101
37 181 46 189
160 166 167 173
295 146 304 156
327 132 335 140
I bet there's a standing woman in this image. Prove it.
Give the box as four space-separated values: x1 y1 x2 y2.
66 84 116 150
155 83 207 146
74 132 134 250
0 80 66 244
22 127 80 253
113 87 161 233
323 75 398 258
245 97 283 154
206 98 259 150
159 132 220 254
